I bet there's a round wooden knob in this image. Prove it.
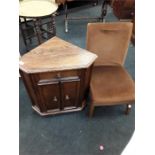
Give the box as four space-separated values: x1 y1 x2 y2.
53 96 58 102
57 73 61 78
65 95 70 100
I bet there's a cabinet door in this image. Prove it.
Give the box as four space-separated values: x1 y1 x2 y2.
60 76 80 110
37 78 60 110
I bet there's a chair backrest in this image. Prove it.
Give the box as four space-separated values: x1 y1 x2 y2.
86 22 133 66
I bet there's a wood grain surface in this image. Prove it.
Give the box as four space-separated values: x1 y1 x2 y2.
19 37 97 73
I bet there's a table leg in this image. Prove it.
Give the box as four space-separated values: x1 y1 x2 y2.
51 15 56 36
46 15 56 39
101 0 109 22
64 3 68 33
19 18 28 51
33 18 42 45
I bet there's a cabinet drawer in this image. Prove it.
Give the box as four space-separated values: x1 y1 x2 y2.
37 70 79 81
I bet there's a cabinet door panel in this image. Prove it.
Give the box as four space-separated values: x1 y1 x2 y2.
37 79 60 110
61 77 80 109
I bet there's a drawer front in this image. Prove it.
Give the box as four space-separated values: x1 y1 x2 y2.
37 79 60 110
37 70 79 81
61 77 80 109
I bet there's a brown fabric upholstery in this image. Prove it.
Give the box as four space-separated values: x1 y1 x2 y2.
86 22 134 116
86 22 133 66
90 65 135 105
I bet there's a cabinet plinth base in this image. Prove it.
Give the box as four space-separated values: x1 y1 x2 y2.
32 101 86 116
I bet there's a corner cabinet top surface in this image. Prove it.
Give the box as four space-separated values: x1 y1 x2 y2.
19 37 97 73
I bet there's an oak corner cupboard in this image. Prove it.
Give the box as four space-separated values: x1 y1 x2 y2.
19 37 97 116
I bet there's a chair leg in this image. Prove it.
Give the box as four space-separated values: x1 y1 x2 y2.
100 0 108 22
125 104 132 115
89 103 95 117
64 3 68 33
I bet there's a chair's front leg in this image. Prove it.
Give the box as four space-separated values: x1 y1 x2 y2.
125 104 132 115
89 103 95 117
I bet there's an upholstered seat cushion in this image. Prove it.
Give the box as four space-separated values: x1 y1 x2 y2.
90 65 135 105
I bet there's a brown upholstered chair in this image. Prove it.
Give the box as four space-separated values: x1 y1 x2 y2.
86 22 135 117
